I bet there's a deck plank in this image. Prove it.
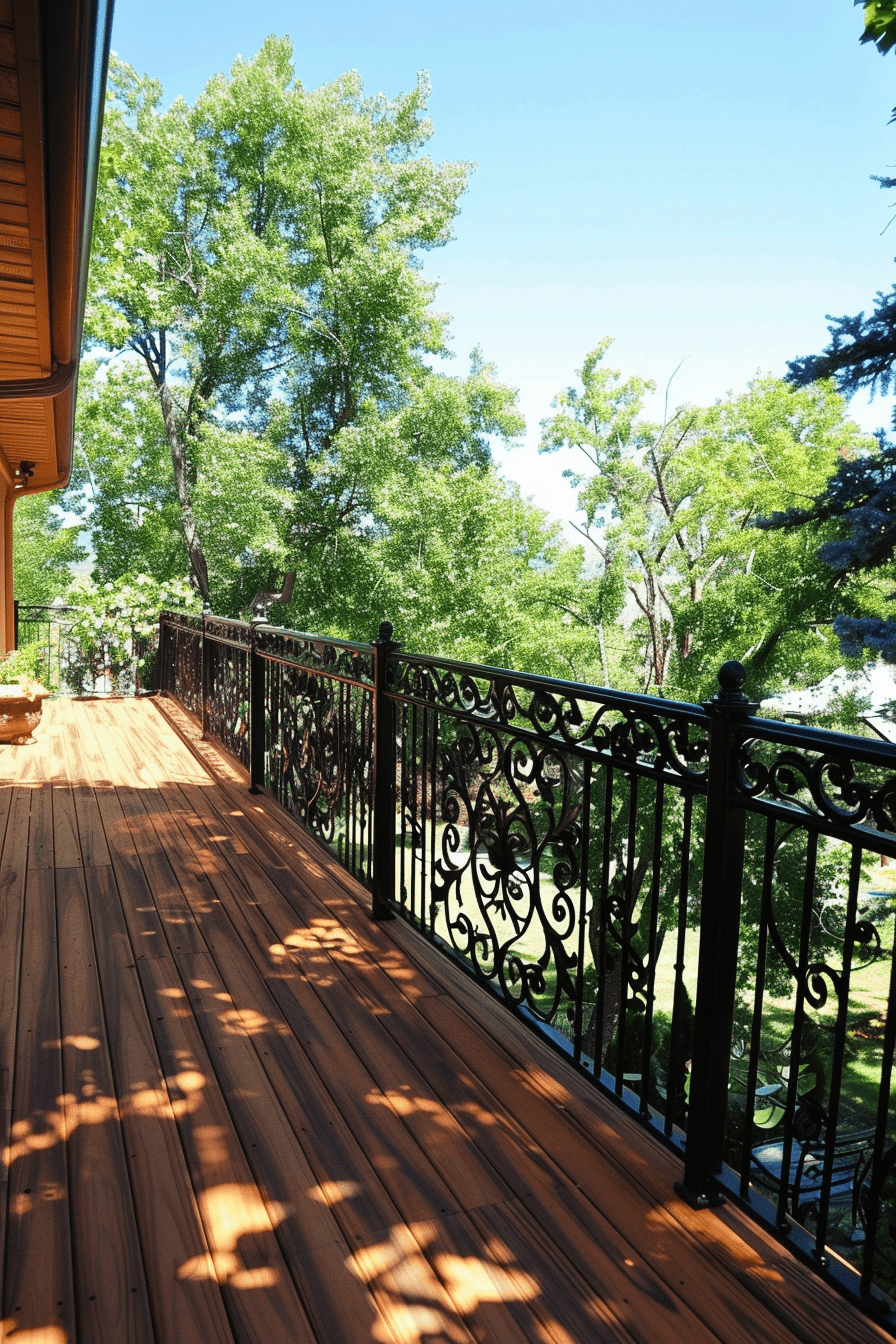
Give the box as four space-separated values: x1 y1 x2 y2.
129 945 320 1343
3 865 76 1339
56 864 155 1342
52 782 83 868
0 784 27 1322
84 854 238 1344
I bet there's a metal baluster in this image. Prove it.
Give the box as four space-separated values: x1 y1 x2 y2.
249 616 268 795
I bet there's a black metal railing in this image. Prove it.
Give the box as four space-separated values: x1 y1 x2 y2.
157 609 896 1326
12 602 78 691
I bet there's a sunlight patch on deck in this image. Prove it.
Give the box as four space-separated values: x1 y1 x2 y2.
307 1179 364 1206
177 1182 287 1288
0 1325 67 1342
348 1220 541 1343
4 1069 208 1166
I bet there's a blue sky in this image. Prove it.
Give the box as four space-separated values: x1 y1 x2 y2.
109 0 896 525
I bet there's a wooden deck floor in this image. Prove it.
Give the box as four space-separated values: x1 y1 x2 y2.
0 695 891 1344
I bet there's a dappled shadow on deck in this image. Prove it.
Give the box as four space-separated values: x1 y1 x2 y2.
0 696 889 1343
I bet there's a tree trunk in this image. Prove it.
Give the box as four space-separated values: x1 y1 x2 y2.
157 380 211 606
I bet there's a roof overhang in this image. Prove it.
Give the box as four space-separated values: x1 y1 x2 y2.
0 0 113 498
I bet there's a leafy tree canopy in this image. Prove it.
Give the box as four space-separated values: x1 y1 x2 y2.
857 1 896 56
541 342 876 700
84 40 472 607
13 494 85 608
758 430 896 660
74 42 599 677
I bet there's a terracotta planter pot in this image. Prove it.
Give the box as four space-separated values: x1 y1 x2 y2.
0 680 49 744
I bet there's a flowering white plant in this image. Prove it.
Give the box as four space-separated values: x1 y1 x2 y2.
64 573 201 692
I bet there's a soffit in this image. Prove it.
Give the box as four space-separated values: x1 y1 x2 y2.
0 0 111 498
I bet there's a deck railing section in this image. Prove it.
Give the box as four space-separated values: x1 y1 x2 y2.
157 610 896 1323
254 623 375 886
387 645 710 1122
158 611 204 717
158 612 375 886
722 717 896 1301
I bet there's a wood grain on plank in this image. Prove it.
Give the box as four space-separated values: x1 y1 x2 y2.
93 789 177 963
131 943 320 1343
115 786 213 959
139 781 494 1219
87 863 236 1344
3 867 76 1338
0 783 26 1311
52 783 82 868
24 779 50 870
56 865 155 1341
176 948 481 1344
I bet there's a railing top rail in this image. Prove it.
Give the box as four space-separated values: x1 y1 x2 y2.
15 604 78 615
389 646 711 724
159 610 376 660
157 607 896 764
743 712 896 769
260 623 374 658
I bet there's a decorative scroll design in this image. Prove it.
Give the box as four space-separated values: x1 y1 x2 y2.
203 616 251 650
266 660 374 883
132 628 158 693
422 718 584 1024
389 654 709 781
205 641 250 768
167 619 202 716
256 626 374 687
160 610 203 633
738 738 896 838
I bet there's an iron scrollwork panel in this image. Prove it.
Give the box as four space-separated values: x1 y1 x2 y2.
266 659 374 885
256 626 374 686
391 655 709 1123
389 654 710 781
729 787 896 1283
399 710 587 1041
205 640 250 768
171 620 202 716
738 732 896 839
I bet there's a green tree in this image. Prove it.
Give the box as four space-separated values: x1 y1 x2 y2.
540 342 877 701
87 40 470 607
857 1 896 55
12 493 84 607
71 362 295 617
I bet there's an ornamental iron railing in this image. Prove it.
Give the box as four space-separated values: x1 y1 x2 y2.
157 609 896 1327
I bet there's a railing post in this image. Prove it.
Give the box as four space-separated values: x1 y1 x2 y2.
371 619 397 922
676 660 757 1209
158 614 169 695
13 598 17 650
200 614 208 740
249 615 268 795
